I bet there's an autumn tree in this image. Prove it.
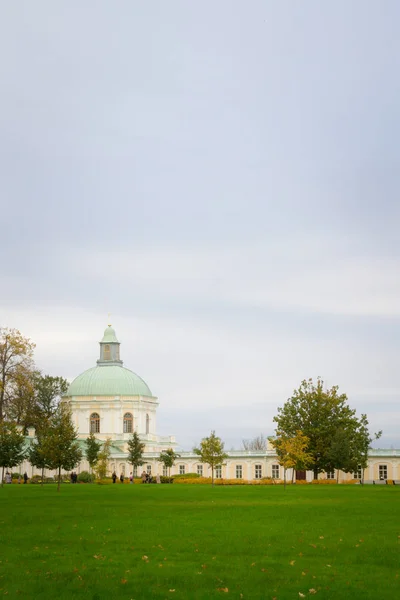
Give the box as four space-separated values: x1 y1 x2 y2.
273 378 378 479
159 447 180 477
193 431 228 486
242 434 267 451
85 432 101 478
127 432 145 479
95 438 112 480
42 403 82 491
270 430 312 488
0 328 36 422
0 422 26 486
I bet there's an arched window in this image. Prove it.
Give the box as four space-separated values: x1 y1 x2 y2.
123 412 133 433
146 413 150 434
90 413 100 433
104 344 111 360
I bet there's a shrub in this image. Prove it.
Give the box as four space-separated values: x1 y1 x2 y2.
172 472 200 480
11 472 21 480
77 471 95 483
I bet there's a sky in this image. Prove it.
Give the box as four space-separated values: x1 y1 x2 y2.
1 1 399 450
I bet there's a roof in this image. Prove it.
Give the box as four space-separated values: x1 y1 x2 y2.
66 365 153 397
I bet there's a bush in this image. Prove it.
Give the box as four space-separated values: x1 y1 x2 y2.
11 472 21 480
77 471 95 483
149 476 173 484
172 472 200 480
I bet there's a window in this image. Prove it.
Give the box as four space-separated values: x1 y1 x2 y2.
123 413 133 433
104 344 111 360
163 466 168 477
379 465 387 480
215 466 222 479
197 464 203 476
326 471 335 480
354 465 362 480
133 466 137 477
236 465 242 479
121 464 126 475
147 465 152 475
146 414 150 434
272 464 280 479
179 465 185 475
255 464 262 479
90 413 100 433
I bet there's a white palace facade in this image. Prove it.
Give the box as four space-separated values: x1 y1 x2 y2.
21 325 400 482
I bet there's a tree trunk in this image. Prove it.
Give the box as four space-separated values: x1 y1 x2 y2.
291 469 295 484
211 466 214 487
313 468 318 480
57 467 61 492
336 469 340 484
284 468 286 490
41 466 45 487
1 466 4 487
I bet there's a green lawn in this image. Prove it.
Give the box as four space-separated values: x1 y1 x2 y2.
0 484 399 599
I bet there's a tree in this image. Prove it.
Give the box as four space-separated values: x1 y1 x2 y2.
33 374 69 423
42 403 82 491
193 431 228 486
85 432 101 478
270 430 312 488
159 447 180 477
0 422 26 486
28 427 53 486
0 328 36 422
242 434 267 451
95 438 112 480
127 432 145 479
273 378 377 479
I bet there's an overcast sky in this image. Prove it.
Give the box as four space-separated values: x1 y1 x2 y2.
1 1 399 450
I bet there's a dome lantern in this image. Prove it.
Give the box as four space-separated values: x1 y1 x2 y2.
97 325 123 366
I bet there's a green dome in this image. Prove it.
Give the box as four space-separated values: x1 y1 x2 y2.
67 365 152 397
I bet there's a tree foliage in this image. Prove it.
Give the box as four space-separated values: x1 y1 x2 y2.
0 422 26 486
41 403 82 491
0 328 35 423
159 447 180 476
95 438 112 480
33 374 68 423
127 432 145 475
270 430 312 487
273 378 380 479
85 432 101 475
193 431 228 486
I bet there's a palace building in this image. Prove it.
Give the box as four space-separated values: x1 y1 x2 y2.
20 325 400 482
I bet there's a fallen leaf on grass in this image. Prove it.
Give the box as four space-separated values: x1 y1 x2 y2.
169 590 175 593
217 588 229 593
310 544 317 548
121 579 127 584
142 556 148 561
290 560 296 566
299 594 305 598
319 536 324 540
309 590 317 595
326 565 331 568
301 572 306 576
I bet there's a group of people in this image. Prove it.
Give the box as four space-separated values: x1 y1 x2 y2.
141 471 161 484
70 471 78 483
110 470 161 484
3 472 29 484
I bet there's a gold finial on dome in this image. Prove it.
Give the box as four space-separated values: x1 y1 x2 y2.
108 312 112 327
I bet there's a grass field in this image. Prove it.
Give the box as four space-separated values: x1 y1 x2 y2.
0 484 399 599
